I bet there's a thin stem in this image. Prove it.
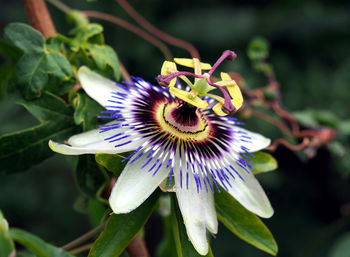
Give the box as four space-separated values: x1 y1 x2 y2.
46 0 70 13
271 101 300 136
69 243 94 255
250 109 293 137
268 138 309 152
82 11 172 60
126 233 150 257
116 0 200 59
61 222 106 250
23 0 57 37
120 62 131 83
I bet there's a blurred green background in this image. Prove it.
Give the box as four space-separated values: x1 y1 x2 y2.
1 0 350 256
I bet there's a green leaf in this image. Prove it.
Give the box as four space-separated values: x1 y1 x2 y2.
74 93 104 131
293 109 340 128
215 189 278 256
0 39 23 60
13 53 48 99
18 91 73 122
248 152 278 174
95 153 127 177
247 37 269 61
0 121 75 175
339 120 350 135
170 195 214 257
69 24 104 52
84 44 121 81
44 52 74 95
329 232 350 257
9 228 74 257
88 198 107 227
75 155 108 198
0 64 14 99
45 37 65 52
88 189 161 257
0 210 15 257
67 10 89 28
16 251 37 257
156 216 178 257
13 51 73 100
4 23 44 54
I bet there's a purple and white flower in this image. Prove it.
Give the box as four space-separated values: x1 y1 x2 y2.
49 52 273 255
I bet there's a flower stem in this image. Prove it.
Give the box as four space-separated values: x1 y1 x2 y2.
126 233 150 257
116 0 200 59
68 243 94 254
61 222 106 250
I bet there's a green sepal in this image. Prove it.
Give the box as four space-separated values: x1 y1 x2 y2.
95 153 127 177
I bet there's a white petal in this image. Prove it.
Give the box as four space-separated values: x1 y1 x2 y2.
78 66 126 107
217 160 273 218
49 125 140 155
109 152 169 214
174 164 209 255
205 190 218 234
236 127 271 152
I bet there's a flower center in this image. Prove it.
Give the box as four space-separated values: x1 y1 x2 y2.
155 101 211 141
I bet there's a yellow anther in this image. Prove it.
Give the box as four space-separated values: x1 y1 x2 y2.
161 61 177 75
213 102 228 116
218 72 243 110
174 58 212 70
220 72 231 81
161 61 178 87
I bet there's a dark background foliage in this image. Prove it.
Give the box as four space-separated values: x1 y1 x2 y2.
1 0 350 256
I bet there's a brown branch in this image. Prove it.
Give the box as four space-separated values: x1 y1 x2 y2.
268 138 310 152
61 222 106 250
116 0 200 59
69 243 94 255
23 0 56 37
82 11 172 60
271 101 300 135
126 233 150 257
120 62 132 83
250 109 293 137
